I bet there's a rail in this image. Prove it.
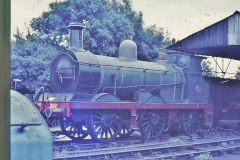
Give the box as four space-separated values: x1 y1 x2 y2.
53 136 240 160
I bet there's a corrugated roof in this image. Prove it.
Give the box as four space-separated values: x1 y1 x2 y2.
167 11 240 60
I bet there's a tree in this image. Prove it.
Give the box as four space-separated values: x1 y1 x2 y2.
201 59 215 77
11 30 58 93
235 66 240 80
12 0 174 93
14 27 25 44
112 1 173 60
30 0 135 57
30 0 172 59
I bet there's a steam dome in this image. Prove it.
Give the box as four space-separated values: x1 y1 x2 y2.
119 40 137 61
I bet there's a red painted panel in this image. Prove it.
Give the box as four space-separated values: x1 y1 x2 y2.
70 102 212 125
130 109 137 129
70 102 212 110
33 100 212 125
33 101 71 116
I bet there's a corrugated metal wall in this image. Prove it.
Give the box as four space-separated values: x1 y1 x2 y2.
228 13 240 45
181 19 228 49
167 11 240 59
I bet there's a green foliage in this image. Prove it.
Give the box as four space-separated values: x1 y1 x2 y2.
11 30 58 93
110 0 172 60
201 59 215 77
30 0 135 57
12 0 174 93
236 66 240 80
30 0 172 59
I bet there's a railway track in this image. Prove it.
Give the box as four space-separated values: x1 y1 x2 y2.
53 135 240 160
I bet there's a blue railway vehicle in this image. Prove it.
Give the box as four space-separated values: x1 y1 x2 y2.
11 90 52 160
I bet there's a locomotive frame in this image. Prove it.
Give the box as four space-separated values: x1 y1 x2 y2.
35 97 212 142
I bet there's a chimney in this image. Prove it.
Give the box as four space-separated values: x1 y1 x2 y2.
68 22 86 51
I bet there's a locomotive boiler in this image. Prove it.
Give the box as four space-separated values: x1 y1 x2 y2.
34 22 212 142
50 24 184 103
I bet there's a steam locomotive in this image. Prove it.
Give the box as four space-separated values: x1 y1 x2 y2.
34 22 212 142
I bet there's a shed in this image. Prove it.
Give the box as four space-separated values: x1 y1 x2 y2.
167 11 240 60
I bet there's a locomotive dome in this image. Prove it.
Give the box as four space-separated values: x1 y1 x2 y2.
119 40 137 61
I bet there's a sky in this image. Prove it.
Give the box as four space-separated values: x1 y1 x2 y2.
11 0 240 76
131 0 240 40
11 0 240 40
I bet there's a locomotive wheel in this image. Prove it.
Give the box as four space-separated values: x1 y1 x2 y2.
119 128 134 138
48 116 60 128
87 110 121 143
180 110 201 135
118 110 134 138
60 117 88 141
138 110 167 139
